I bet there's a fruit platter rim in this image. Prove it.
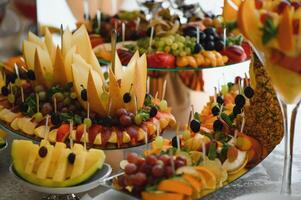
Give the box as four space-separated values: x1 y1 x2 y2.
0 121 168 150
0 138 7 153
98 143 278 200
145 59 250 72
9 163 112 195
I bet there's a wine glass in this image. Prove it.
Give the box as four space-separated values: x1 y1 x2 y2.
234 0 301 198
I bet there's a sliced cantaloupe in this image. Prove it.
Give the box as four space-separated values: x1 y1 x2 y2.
157 179 193 196
194 166 217 189
223 0 241 23
278 7 294 52
142 192 184 200
11 140 105 187
183 174 203 193
28 32 47 50
87 69 107 116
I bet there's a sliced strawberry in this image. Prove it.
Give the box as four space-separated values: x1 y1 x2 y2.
88 124 102 143
56 124 70 142
76 124 85 142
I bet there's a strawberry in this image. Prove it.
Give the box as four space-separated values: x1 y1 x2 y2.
88 124 102 143
76 124 85 142
90 35 104 48
147 52 175 69
56 124 70 142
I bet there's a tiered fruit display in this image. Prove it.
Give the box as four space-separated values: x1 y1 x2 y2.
11 139 105 187
0 26 176 149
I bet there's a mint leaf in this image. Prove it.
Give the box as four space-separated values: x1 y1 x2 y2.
260 17 278 44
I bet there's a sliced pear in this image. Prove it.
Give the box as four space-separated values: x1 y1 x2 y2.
134 53 147 108
108 67 124 115
87 69 107 116
34 48 54 88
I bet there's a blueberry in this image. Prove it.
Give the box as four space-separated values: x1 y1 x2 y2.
80 88 88 101
204 41 215 51
233 105 242 116
244 86 254 98
51 113 61 126
20 103 29 113
150 106 158 118
183 26 197 37
68 153 76 164
211 106 220 116
199 32 206 43
205 35 215 41
204 27 216 36
123 92 131 103
194 43 203 54
235 95 246 107
190 119 201 133
213 120 223 132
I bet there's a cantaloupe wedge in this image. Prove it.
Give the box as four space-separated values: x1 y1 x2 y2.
237 0 263 50
195 166 217 189
87 69 107 116
34 48 54 88
108 67 124 115
157 179 193 196
53 47 68 85
142 192 184 200
278 7 295 52
223 0 241 23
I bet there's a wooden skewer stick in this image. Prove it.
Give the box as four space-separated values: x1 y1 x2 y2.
196 26 200 45
96 10 101 30
44 115 49 141
147 77 150 94
170 151 175 174
162 79 167 100
53 96 57 113
240 113 245 133
154 91 159 100
69 120 74 148
83 0 89 21
108 97 112 117
202 142 206 165
188 110 192 125
36 93 40 113
60 24 64 52
148 26 154 51
14 64 24 103
122 22 126 43
214 87 217 103
176 125 180 151
223 28 227 50
111 29 117 74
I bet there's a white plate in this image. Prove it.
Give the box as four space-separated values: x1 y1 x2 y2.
9 163 112 195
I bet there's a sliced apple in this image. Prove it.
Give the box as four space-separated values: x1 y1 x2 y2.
34 48 54 88
28 32 47 50
278 7 295 53
23 40 40 70
44 28 56 63
108 67 124 115
53 47 69 85
87 69 107 116
134 53 147 108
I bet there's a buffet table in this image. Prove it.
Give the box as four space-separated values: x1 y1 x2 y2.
1 129 301 200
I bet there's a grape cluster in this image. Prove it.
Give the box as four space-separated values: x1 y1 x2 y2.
152 33 196 57
119 153 187 192
183 27 224 52
116 108 134 127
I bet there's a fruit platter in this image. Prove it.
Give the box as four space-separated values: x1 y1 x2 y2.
0 25 175 149
99 56 284 200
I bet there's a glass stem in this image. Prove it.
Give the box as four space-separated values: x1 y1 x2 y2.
280 99 300 195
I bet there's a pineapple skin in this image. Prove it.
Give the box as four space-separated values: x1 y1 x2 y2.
240 55 284 154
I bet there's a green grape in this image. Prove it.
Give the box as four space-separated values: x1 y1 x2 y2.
166 39 173 46
178 42 184 48
8 94 15 104
169 35 175 42
54 92 64 102
164 46 171 53
158 40 165 47
174 50 180 56
180 51 186 57
84 118 92 128
185 47 191 55
154 136 164 149
171 43 178 50
179 36 186 43
182 130 191 140
34 85 44 93
159 100 168 111
134 114 142 125
38 91 47 101
70 92 77 99
33 112 43 122
221 85 229 96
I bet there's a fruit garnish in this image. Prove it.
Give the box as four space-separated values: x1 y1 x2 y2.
149 106 158 118
244 86 254 98
159 100 168 111
233 105 242 116
33 112 43 122
123 92 131 103
216 96 224 105
211 106 220 116
83 118 92 128
235 94 246 107
8 93 15 104
38 146 48 158
213 119 223 132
